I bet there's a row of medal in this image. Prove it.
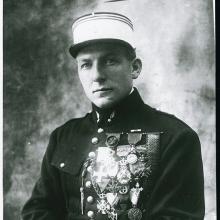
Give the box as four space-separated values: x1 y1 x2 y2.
81 141 149 220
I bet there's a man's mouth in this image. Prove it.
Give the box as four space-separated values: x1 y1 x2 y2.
93 88 112 93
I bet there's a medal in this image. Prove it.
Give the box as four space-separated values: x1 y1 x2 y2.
108 209 118 220
117 167 131 184
128 207 142 220
116 145 131 157
127 133 142 146
106 193 119 207
127 133 141 167
106 133 120 148
128 183 143 220
96 147 115 162
139 153 147 162
106 179 119 193
130 160 149 176
107 161 119 178
127 153 138 164
117 158 131 184
92 147 116 191
96 177 110 192
97 199 110 214
119 185 129 194
130 182 143 205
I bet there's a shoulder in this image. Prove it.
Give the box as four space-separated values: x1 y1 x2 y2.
51 112 92 140
142 104 199 138
45 112 92 157
142 106 202 156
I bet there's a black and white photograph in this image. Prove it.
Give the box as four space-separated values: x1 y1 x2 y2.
4 0 215 219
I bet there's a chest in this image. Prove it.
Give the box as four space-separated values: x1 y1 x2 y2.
51 120 162 219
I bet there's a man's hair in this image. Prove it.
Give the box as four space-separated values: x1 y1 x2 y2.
106 41 136 61
123 45 136 61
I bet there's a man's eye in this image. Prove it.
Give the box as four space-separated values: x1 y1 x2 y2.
105 58 117 65
80 63 91 69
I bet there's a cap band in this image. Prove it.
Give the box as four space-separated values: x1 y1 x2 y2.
73 12 133 30
70 12 135 57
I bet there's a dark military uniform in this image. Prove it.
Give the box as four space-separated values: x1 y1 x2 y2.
21 88 205 220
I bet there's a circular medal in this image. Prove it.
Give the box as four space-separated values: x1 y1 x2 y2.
127 154 138 164
119 185 128 194
106 135 119 148
128 208 142 220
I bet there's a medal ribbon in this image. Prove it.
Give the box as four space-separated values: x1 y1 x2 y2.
127 133 142 146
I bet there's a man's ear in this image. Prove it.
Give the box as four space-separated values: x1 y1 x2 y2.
131 58 142 79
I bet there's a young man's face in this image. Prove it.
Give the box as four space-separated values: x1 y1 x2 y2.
76 43 140 109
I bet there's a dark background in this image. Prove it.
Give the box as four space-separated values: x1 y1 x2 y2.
4 0 215 219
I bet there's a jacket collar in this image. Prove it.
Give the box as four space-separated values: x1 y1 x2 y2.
91 88 145 126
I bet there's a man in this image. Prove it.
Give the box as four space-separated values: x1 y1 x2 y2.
22 12 205 220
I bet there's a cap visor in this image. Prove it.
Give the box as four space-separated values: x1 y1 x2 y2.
69 39 134 58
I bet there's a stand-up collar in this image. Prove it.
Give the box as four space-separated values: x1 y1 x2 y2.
91 88 145 126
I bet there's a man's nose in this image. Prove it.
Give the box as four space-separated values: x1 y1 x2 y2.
91 62 106 82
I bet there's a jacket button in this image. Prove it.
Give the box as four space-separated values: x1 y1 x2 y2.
85 181 92 188
97 128 104 133
87 210 95 218
87 196 94 203
88 152 96 159
59 163 65 168
91 137 99 144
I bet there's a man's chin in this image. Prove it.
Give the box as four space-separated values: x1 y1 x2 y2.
92 98 115 109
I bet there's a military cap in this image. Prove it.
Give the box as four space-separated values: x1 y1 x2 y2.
69 12 135 58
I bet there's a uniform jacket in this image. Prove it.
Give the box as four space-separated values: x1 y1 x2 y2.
22 88 205 220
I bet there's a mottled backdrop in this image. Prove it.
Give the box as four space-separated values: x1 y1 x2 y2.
4 0 215 219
